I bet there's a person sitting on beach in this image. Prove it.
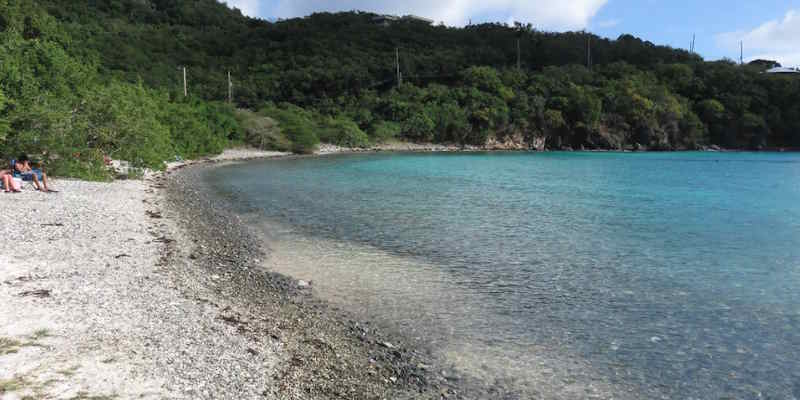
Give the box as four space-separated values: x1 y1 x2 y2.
0 168 20 193
13 154 56 193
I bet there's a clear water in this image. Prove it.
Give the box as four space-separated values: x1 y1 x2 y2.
207 152 800 399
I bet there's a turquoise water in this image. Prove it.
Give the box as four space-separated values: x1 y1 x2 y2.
208 152 800 399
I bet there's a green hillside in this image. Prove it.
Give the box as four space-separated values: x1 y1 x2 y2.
2 0 799 177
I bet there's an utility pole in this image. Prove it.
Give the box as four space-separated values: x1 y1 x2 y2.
739 41 744 65
516 38 521 70
183 67 188 97
396 47 402 86
587 35 592 69
227 70 233 104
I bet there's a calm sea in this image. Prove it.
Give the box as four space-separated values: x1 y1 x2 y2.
206 152 800 399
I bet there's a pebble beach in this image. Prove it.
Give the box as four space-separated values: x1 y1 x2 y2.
0 149 456 399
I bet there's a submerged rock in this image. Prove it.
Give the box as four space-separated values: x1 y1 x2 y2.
650 336 662 343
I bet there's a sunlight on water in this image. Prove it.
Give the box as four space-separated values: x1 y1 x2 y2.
208 152 800 399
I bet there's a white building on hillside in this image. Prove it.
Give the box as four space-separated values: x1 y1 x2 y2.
402 15 434 24
765 67 800 74
372 14 433 26
372 14 399 27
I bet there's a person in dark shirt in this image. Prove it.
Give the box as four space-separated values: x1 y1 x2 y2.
13 154 56 193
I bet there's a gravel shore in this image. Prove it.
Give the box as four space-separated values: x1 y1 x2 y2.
0 148 460 399
161 162 455 400
0 177 285 399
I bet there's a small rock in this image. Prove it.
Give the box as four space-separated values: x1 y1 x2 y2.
297 280 309 288
380 341 395 349
18 289 52 298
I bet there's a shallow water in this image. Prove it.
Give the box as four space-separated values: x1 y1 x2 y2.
206 152 800 399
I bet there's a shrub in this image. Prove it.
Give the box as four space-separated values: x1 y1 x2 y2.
84 81 173 170
163 98 242 160
319 116 370 147
370 120 401 142
259 103 319 154
235 109 291 151
401 112 435 142
205 102 243 143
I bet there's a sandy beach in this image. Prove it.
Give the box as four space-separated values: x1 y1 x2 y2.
0 149 452 399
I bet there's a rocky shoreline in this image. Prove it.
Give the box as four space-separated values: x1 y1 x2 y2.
316 141 753 154
0 147 477 399
160 162 464 399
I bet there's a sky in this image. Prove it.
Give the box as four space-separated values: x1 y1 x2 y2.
223 0 800 66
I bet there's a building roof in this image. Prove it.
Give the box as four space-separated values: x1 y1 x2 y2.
402 15 434 24
765 67 800 74
372 14 399 22
371 14 434 26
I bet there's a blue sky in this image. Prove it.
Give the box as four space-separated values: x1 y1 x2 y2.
224 0 800 66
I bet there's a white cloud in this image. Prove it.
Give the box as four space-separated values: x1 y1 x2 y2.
716 10 800 67
268 0 608 30
223 0 261 17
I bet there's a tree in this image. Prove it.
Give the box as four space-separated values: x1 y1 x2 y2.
402 110 435 142
0 88 8 142
697 99 726 146
740 112 768 149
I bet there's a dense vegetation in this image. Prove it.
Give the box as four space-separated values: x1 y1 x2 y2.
0 1 248 178
2 0 800 177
